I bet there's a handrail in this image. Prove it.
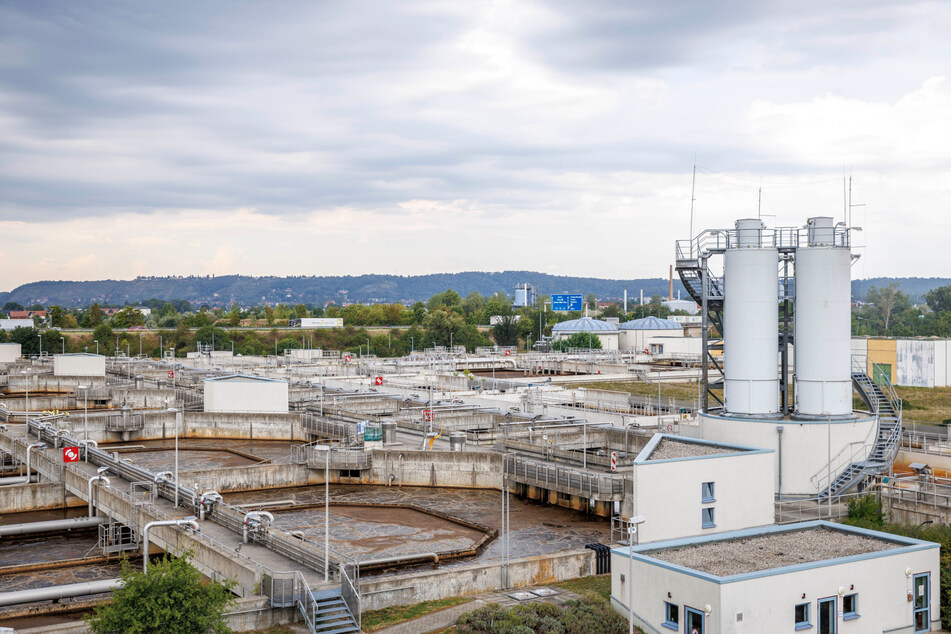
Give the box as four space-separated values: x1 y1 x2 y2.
676 225 851 260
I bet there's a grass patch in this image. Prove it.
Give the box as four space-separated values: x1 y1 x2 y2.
554 574 612 601
893 385 951 424
362 596 472 632
564 381 699 401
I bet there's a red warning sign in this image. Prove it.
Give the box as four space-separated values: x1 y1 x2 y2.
423 409 432 422
63 447 80 463
374 376 383 386
504 350 511 356
168 370 174 378
344 354 352 362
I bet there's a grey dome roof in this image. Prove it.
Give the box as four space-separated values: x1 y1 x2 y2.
552 317 618 332
620 316 683 331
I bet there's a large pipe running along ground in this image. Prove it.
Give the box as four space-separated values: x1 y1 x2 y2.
358 552 440 569
142 519 199 572
0 516 106 538
0 442 47 487
0 579 123 608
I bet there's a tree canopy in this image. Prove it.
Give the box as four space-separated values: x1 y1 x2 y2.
87 551 235 634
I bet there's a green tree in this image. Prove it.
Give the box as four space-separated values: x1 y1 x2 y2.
584 293 596 309
111 307 145 329
10 326 40 356
867 283 910 335
183 308 212 328
411 301 426 324
265 306 275 326
926 285 951 314
93 324 114 353
294 304 308 319
427 289 463 312
492 316 520 347
86 551 235 634
3 301 24 311
49 305 64 327
552 331 603 352
228 303 241 327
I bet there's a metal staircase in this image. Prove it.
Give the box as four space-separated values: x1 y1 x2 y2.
675 250 726 408
306 589 361 634
816 356 903 501
270 572 360 634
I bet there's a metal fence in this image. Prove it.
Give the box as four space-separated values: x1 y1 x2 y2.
504 456 625 499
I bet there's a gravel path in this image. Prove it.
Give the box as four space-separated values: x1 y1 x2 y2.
648 527 896 576
647 438 740 460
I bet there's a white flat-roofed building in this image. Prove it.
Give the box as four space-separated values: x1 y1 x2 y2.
630 435 775 543
612 521 941 634
204 374 288 413
53 352 106 377
0 343 21 363
0 319 34 331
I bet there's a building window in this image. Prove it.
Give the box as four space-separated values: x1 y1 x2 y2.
795 602 811 630
843 593 858 620
662 602 679 630
701 481 715 503
701 507 715 528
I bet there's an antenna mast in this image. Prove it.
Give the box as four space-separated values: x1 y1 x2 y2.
689 164 697 256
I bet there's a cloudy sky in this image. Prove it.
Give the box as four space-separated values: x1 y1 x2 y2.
1 0 950 290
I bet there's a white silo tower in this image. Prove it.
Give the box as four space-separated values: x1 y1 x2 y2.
723 218 780 415
795 216 852 416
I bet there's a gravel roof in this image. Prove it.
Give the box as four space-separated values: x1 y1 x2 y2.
646 527 897 576
646 438 742 460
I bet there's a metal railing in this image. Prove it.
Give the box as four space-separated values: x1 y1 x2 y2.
676 225 851 260
504 456 625 499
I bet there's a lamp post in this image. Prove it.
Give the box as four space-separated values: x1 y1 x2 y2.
168 406 182 508
38 333 42 357
626 515 646 634
78 385 88 445
311 444 331 582
61 337 65 354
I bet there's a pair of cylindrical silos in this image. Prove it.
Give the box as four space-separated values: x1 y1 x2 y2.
723 217 851 417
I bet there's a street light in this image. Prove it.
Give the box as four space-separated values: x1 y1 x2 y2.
61 337 65 354
311 444 331 582
38 333 42 357
168 406 182 508
626 515 646 634
78 385 88 445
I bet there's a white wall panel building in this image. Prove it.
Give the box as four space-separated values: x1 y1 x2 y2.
612 522 941 634
629 435 774 543
53 353 106 377
204 375 289 413
0 343 21 363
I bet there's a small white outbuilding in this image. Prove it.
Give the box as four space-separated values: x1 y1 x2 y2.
619 316 684 353
203 374 289 413
53 353 106 377
0 343 21 363
612 521 941 634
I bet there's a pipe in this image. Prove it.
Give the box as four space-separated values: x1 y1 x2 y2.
242 511 274 545
199 490 223 521
0 515 106 538
235 500 294 510
0 475 38 486
777 426 784 500
79 439 97 462
0 578 123 608
88 475 111 517
358 552 439 569
143 519 199 572
24 442 46 484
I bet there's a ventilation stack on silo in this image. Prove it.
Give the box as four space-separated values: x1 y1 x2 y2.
723 219 780 416
795 217 852 417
